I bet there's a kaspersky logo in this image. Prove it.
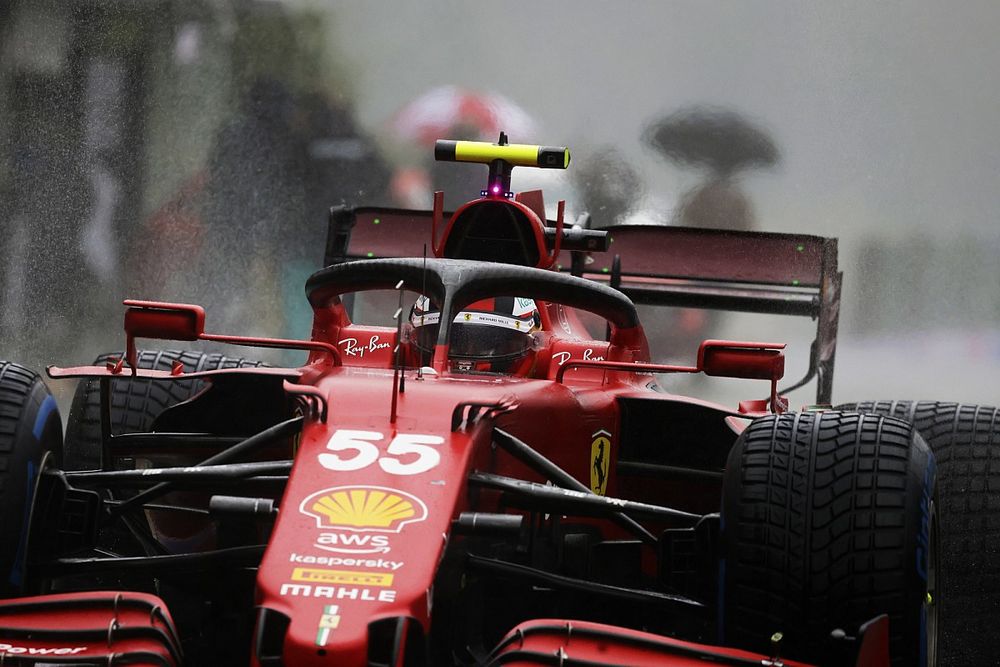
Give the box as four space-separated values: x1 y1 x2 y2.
300 486 428 533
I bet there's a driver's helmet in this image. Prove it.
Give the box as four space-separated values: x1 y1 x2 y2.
409 295 541 373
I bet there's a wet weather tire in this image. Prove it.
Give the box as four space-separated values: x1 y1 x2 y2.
0 361 63 595
837 401 999 666
721 411 937 666
63 350 265 470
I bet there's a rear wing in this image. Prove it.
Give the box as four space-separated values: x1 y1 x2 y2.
563 224 842 404
325 206 438 264
323 207 841 404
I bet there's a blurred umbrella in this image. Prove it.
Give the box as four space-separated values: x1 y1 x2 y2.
644 106 780 230
644 106 779 177
389 85 539 145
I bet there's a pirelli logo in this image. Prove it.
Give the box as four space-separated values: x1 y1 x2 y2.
291 567 394 587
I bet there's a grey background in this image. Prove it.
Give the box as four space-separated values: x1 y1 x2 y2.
1 0 997 408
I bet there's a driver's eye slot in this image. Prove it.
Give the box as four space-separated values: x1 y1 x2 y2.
405 293 442 367
411 322 440 364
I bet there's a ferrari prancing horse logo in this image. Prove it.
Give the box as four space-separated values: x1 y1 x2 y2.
590 430 611 496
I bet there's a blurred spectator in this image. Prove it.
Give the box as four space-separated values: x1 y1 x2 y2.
193 77 302 340
137 171 208 298
296 91 392 246
386 86 540 211
284 91 392 338
191 78 391 342
641 107 781 364
2 73 91 365
571 146 643 229
644 106 779 230
202 78 304 267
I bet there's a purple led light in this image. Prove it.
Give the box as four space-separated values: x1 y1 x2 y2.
491 185 500 194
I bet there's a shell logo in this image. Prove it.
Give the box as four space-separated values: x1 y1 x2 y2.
300 486 428 533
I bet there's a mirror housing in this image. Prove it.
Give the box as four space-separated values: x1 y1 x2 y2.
123 300 206 372
697 340 785 381
124 300 205 341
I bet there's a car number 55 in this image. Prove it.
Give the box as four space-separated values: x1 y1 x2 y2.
319 429 444 475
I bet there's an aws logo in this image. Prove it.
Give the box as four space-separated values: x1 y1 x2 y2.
300 486 428 533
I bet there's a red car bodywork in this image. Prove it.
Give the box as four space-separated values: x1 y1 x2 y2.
1 140 885 666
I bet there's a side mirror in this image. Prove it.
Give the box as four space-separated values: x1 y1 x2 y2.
123 300 206 371
124 300 205 340
697 340 785 381
120 299 342 371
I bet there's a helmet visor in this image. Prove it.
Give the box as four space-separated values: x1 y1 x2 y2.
409 297 538 368
412 319 532 360
448 322 532 361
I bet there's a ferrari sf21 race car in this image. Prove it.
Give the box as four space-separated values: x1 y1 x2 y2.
1 136 997 666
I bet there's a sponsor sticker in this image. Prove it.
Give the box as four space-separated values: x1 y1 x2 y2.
301 486 429 554
339 335 391 358
301 486 428 533
314 532 390 554
513 297 537 317
0 644 88 656
292 568 394 587
553 351 572 367
280 583 397 602
553 348 606 367
457 311 526 330
290 552 404 571
590 429 611 496
316 605 340 646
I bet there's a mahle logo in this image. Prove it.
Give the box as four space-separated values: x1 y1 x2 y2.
300 486 428 533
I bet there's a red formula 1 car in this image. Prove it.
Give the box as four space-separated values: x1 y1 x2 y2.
0 136 996 666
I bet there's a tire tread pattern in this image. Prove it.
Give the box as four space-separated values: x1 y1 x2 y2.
63 350 265 469
0 360 62 591
725 411 922 665
0 362 39 496
839 400 999 665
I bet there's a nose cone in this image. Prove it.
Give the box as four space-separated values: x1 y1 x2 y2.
253 374 482 664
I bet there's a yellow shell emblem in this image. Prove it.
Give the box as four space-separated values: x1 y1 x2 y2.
301 486 428 532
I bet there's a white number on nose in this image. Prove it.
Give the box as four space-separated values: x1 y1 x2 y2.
319 429 444 476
